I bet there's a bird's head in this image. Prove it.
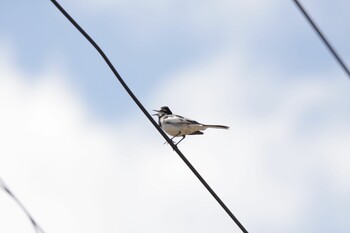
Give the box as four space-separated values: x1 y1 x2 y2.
152 106 172 117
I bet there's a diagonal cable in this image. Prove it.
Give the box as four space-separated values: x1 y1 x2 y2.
293 0 350 79
49 0 248 232
0 178 45 233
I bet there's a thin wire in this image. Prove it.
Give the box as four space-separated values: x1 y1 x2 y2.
0 178 45 233
49 1 248 232
293 0 350 79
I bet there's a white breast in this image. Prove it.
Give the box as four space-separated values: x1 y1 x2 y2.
160 115 205 136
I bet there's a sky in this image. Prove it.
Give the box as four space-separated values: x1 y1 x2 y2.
0 0 350 233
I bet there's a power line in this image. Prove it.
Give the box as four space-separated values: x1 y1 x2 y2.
293 0 350 79
0 178 45 233
49 0 248 232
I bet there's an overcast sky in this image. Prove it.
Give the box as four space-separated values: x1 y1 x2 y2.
1 0 350 233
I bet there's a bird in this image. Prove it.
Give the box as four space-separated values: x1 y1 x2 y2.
153 106 229 145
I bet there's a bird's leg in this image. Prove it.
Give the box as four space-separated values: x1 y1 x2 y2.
175 135 186 146
163 132 181 145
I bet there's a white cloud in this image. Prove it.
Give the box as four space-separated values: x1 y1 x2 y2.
2 0 350 231
1 42 350 233
0 45 120 232
151 51 350 232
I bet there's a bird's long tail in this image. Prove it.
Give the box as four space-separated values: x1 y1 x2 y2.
202 124 229 130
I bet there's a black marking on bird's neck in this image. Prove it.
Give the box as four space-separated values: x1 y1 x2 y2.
158 116 163 127
156 106 173 127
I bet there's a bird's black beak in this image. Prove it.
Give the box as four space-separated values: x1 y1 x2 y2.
152 109 159 116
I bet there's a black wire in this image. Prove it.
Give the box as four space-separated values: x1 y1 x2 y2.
50 1 248 232
293 0 350 79
0 178 45 233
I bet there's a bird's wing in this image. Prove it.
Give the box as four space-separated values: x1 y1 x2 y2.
164 115 200 125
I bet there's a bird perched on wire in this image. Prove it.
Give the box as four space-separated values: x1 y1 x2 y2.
153 106 229 145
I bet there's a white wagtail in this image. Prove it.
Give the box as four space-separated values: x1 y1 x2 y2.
153 106 229 145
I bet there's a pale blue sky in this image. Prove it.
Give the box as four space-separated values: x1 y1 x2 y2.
0 1 349 233
1 0 348 120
